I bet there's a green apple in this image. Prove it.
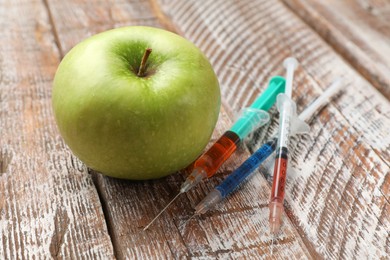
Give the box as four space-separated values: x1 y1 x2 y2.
52 26 220 180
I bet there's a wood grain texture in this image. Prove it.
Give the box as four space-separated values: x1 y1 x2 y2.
0 0 115 258
282 0 390 100
3 0 389 259
45 0 312 258
158 0 390 258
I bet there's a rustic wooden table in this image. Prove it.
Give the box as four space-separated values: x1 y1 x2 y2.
1 0 389 259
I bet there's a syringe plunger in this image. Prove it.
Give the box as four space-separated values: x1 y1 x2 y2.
298 77 343 121
283 57 299 98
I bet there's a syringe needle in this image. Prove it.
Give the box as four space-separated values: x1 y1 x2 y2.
143 168 207 231
270 235 276 255
143 192 182 231
179 213 198 229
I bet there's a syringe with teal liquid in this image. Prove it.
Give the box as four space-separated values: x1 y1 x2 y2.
143 76 286 230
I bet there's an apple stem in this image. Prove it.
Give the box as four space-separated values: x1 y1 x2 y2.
137 48 152 77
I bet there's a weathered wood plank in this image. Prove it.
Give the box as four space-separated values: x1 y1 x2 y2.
0 0 115 258
282 0 390 100
46 0 312 258
158 0 390 258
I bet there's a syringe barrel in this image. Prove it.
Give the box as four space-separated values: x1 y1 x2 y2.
216 138 278 198
193 131 240 178
271 93 295 204
270 148 288 202
276 94 296 149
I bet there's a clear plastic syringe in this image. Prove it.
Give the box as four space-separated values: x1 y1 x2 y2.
143 76 286 230
269 58 300 242
192 78 342 218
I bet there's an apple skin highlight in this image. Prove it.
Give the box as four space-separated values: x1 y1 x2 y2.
52 26 221 180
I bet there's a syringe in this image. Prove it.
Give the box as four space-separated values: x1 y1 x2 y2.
143 76 286 230
269 58 300 253
192 78 342 219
